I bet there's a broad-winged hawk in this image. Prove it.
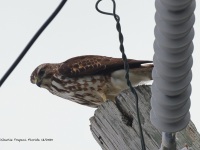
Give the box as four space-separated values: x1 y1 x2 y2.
31 55 153 107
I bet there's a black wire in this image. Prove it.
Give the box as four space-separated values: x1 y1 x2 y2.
0 0 68 87
96 1 146 149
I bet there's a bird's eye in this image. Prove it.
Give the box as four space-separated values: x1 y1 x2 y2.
38 69 45 77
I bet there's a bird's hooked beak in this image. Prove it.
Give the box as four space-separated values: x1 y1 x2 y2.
30 75 42 87
36 80 42 87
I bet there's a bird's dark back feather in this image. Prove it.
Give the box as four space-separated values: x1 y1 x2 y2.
59 55 153 77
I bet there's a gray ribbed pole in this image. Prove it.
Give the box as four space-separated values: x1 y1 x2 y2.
150 0 195 149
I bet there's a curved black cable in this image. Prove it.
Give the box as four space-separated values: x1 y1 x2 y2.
96 1 146 149
0 0 68 87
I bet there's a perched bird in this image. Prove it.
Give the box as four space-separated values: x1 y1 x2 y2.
31 55 153 108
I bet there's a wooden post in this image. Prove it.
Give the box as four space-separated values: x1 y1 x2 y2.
90 85 200 150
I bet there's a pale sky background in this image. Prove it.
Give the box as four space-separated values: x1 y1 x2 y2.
0 0 199 150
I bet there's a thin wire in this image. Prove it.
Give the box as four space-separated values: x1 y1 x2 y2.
96 1 146 149
0 0 68 87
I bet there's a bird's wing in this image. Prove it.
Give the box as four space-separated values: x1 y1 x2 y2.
58 55 153 77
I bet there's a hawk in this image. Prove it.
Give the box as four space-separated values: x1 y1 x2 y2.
31 55 153 108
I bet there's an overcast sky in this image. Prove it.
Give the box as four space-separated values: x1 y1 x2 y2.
0 0 199 149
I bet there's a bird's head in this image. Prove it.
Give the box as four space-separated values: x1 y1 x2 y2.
31 63 59 88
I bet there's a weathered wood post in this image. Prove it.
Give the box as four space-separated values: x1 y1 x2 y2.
90 85 200 150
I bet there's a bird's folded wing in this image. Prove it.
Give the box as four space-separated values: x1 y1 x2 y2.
58 55 152 77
